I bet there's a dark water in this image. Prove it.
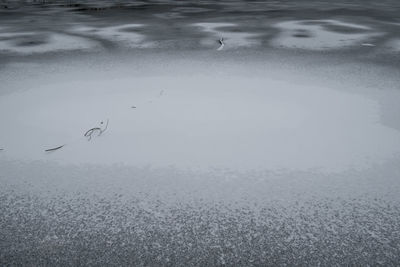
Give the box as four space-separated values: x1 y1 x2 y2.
0 0 400 58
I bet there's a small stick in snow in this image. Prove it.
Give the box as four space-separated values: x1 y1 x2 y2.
217 37 225 51
84 127 102 140
131 106 136 109
45 145 65 152
84 119 109 141
0 148 4 151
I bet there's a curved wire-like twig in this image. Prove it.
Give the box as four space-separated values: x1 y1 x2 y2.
217 37 224 51
84 119 109 141
101 119 109 133
84 127 102 141
45 145 65 152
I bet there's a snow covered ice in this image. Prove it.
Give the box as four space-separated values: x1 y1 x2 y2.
1 0 400 265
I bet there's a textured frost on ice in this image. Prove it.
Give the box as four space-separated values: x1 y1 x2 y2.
194 22 260 49
69 24 154 48
1 158 400 266
0 31 100 54
271 19 378 50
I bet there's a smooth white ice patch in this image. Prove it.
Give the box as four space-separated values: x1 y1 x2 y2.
1 67 399 172
70 24 153 48
319 19 372 30
271 19 377 50
194 22 260 49
0 32 99 54
0 31 36 38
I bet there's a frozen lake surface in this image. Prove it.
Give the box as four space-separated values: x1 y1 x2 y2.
1 1 400 265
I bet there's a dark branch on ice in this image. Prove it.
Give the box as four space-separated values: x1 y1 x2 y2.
45 145 65 152
217 37 225 51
